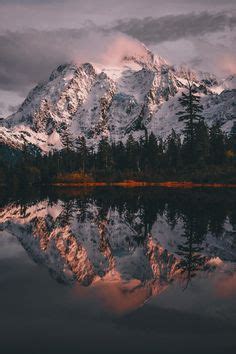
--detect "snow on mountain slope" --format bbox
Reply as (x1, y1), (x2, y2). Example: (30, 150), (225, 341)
(0, 45), (235, 152)
(0, 125), (63, 151)
(203, 89), (236, 132)
(5, 63), (96, 131)
(148, 87), (236, 138)
(211, 75), (236, 94)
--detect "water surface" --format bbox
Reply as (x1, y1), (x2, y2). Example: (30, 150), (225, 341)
(1, 187), (236, 354)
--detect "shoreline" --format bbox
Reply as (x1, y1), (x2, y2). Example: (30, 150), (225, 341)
(52, 181), (236, 188)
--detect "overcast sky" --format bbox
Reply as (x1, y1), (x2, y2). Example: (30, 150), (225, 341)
(0, 0), (235, 116)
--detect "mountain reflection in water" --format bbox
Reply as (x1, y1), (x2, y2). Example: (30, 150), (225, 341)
(1, 187), (236, 316)
(0, 190), (236, 311)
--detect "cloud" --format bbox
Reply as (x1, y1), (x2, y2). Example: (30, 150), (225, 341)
(0, 28), (150, 92)
(0, 28), (87, 91)
(0, 11), (235, 94)
(0, 0), (235, 5)
(195, 0), (235, 3)
(218, 54), (236, 75)
(8, 104), (21, 113)
(0, 0), (62, 3)
(1, 1), (235, 33)
(0, 90), (23, 117)
(189, 36), (236, 76)
(99, 35), (151, 65)
(110, 12), (236, 44)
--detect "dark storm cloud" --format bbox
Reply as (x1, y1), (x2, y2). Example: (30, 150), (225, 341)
(110, 12), (236, 44)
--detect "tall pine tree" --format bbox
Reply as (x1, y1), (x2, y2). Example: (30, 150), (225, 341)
(75, 136), (88, 172)
(177, 71), (204, 163)
(209, 122), (226, 165)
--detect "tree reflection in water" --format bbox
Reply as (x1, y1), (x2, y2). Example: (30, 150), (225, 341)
(0, 187), (236, 310)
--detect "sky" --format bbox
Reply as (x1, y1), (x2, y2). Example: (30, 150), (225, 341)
(0, 0), (235, 116)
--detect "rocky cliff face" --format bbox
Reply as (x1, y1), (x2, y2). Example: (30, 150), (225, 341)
(0, 45), (235, 152)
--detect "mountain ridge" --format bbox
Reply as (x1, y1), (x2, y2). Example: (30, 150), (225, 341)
(0, 46), (235, 153)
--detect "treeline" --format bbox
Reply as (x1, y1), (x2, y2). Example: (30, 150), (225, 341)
(1, 80), (236, 186)
(1, 121), (236, 186)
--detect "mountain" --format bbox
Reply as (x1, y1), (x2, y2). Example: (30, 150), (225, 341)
(0, 45), (235, 153)
(1, 197), (235, 311)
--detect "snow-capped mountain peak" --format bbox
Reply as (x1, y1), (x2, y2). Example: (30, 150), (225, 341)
(0, 45), (235, 153)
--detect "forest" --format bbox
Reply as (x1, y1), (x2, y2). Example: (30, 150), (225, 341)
(1, 83), (236, 186)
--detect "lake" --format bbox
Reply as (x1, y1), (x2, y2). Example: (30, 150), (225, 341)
(0, 187), (236, 354)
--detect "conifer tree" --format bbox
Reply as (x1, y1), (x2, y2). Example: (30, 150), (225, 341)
(166, 129), (181, 168)
(177, 215), (207, 288)
(194, 121), (210, 166)
(230, 122), (236, 152)
(60, 126), (74, 171)
(112, 141), (126, 171)
(126, 134), (140, 171)
(177, 71), (204, 160)
(97, 137), (112, 170)
(227, 122), (236, 161)
(75, 136), (88, 172)
(61, 127), (74, 152)
(209, 122), (226, 164)
(146, 133), (159, 170)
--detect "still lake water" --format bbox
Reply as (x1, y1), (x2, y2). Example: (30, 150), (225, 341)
(0, 187), (236, 354)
